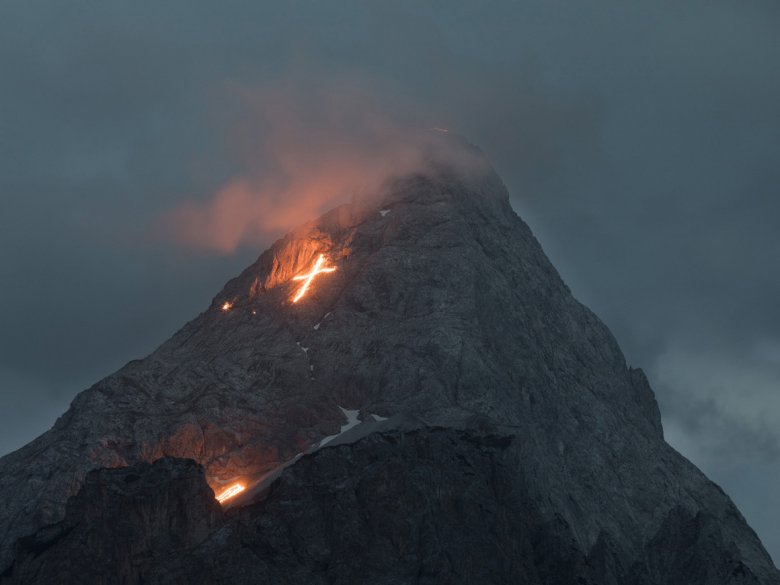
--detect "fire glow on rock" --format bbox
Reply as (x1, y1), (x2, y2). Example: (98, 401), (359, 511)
(291, 254), (336, 303)
(215, 482), (245, 504)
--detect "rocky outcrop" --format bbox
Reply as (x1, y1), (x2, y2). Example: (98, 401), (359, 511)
(157, 427), (770, 585)
(0, 137), (777, 582)
(3, 428), (772, 584)
(1, 458), (221, 585)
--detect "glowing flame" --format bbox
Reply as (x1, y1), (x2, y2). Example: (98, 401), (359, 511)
(221, 301), (233, 312)
(292, 254), (336, 303)
(215, 482), (245, 503)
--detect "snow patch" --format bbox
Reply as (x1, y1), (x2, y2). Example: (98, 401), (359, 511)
(371, 413), (388, 422)
(379, 209), (391, 217)
(339, 407), (361, 432)
(296, 342), (309, 354)
(319, 407), (361, 447)
(314, 312), (332, 330)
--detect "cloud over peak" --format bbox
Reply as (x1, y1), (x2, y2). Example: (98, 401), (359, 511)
(161, 79), (483, 253)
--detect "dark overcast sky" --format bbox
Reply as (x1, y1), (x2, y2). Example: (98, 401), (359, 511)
(1, 0), (779, 562)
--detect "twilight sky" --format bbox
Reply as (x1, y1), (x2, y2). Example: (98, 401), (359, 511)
(1, 0), (779, 561)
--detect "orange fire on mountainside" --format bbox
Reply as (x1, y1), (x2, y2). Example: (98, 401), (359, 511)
(215, 482), (245, 504)
(292, 254), (336, 303)
(221, 301), (233, 312)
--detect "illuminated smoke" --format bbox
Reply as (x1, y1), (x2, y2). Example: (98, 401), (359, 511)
(162, 80), (485, 254)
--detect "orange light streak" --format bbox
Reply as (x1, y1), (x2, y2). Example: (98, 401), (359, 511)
(292, 254), (336, 303)
(215, 482), (245, 503)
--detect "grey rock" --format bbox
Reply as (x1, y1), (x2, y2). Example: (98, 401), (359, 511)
(3, 430), (772, 585)
(1, 458), (222, 584)
(0, 140), (777, 583)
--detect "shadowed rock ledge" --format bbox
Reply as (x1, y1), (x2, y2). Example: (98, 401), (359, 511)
(2, 428), (774, 585)
(1, 458), (222, 585)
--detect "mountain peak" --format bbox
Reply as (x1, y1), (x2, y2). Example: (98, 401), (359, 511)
(217, 155), (514, 312)
(1, 148), (778, 583)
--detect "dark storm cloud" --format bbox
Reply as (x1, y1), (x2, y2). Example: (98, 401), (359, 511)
(1, 0), (778, 561)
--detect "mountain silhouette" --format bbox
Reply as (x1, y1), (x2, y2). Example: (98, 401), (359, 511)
(1, 139), (777, 584)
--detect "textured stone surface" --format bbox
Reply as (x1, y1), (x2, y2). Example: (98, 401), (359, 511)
(0, 142), (777, 583)
(3, 430), (773, 584)
(1, 458), (222, 585)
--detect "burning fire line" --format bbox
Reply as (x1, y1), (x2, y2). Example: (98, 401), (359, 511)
(291, 254), (336, 303)
(215, 482), (245, 504)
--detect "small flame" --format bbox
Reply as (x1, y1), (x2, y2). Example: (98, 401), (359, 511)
(215, 482), (245, 503)
(292, 254), (336, 303)
(221, 301), (233, 312)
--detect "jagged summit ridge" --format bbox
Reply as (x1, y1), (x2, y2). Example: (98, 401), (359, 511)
(0, 150), (778, 583)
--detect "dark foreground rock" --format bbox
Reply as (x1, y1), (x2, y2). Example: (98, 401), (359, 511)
(1, 458), (222, 585)
(168, 428), (773, 585)
(2, 430), (773, 585)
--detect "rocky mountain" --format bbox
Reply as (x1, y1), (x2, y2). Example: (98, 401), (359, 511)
(0, 139), (777, 583)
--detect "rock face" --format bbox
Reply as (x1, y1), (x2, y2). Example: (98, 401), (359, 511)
(0, 138), (777, 583)
(147, 429), (778, 585)
(2, 458), (222, 585)
(2, 431), (774, 585)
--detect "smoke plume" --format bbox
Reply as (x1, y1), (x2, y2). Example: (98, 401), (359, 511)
(163, 79), (479, 253)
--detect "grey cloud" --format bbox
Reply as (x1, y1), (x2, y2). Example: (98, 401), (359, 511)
(655, 342), (780, 463)
(657, 342), (780, 565)
(0, 369), (72, 456)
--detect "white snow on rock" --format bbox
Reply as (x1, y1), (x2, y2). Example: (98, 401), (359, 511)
(379, 209), (391, 217)
(314, 312), (333, 329)
(319, 407), (361, 447)
(339, 407), (361, 431)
